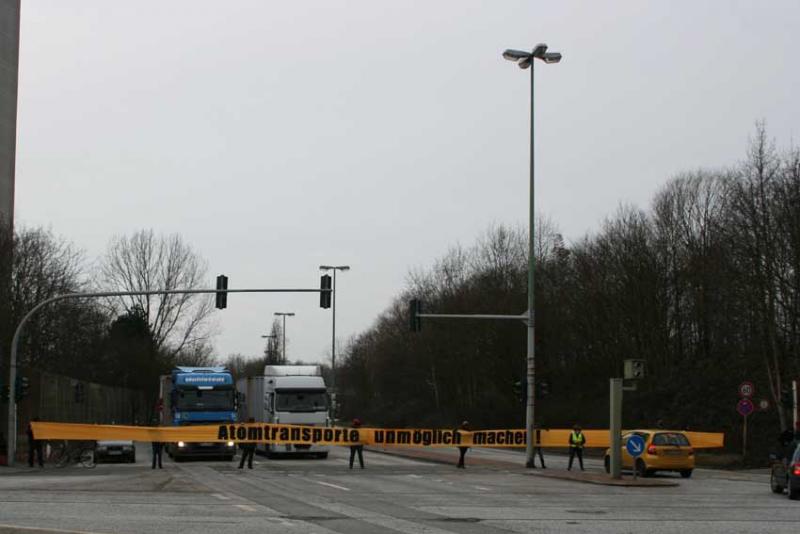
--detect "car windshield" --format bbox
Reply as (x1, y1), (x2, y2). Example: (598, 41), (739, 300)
(275, 390), (328, 412)
(653, 432), (690, 446)
(175, 388), (235, 411)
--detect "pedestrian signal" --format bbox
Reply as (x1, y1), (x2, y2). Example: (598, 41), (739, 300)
(74, 382), (85, 404)
(15, 376), (30, 401)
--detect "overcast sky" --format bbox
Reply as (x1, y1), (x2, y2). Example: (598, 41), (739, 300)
(15, 0), (800, 365)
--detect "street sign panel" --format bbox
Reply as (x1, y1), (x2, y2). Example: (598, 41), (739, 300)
(738, 381), (755, 398)
(758, 398), (770, 411)
(737, 398), (755, 417)
(626, 435), (646, 458)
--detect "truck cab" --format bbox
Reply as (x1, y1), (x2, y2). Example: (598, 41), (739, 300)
(160, 366), (237, 460)
(237, 365), (329, 458)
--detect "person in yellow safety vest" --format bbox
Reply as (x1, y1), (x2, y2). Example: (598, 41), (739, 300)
(567, 424), (586, 471)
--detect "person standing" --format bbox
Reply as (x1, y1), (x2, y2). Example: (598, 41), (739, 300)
(349, 418), (364, 469)
(533, 423), (547, 468)
(567, 424), (585, 471)
(456, 420), (470, 469)
(239, 417), (256, 469)
(151, 441), (163, 469)
(27, 418), (44, 468)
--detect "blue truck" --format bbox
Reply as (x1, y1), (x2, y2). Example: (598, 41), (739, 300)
(158, 366), (238, 461)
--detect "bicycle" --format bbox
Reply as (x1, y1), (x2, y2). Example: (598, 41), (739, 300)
(48, 440), (96, 468)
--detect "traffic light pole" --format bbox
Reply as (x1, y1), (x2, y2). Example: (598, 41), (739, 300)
(3, 285), (329, 466)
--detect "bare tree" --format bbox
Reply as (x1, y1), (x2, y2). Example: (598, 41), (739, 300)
(100, 230), (215, 357)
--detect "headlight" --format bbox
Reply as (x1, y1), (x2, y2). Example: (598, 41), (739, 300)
(227, 441), (235, 447)
(177, 441), (186, 448)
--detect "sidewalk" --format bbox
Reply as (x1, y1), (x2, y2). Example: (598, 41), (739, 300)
(366, 446), (679, 487)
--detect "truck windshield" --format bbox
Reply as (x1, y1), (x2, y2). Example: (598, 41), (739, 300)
(175, 388), (235, 412)
(275, 390), (327, 412)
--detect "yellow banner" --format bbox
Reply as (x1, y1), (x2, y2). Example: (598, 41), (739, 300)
(31, 422), (724, 449)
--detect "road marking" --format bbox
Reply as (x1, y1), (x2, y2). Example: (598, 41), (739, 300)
(407, 474), (422, 478)
(316, 481), (350, 491)
(211, 493), (231, 500)
(235, 504), (256, 512)
(0, 525), (107, 534)
(474, 485), (489, 491)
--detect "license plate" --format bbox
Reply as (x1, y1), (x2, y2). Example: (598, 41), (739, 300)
(199, 443), (215, 447)
(108, 450), (122, 455)
(664, 450), (683, 456)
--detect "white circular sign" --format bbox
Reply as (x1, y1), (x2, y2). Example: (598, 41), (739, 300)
(759, 398), (770, 411)
(739, 381), (755, 398)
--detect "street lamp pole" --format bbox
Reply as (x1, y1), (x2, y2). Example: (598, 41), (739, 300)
(273, 312), (295, 363)
(320, 265), (350, 419)
(503, 44), (561, 468)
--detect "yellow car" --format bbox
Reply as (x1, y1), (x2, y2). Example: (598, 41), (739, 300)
(604, 430), (695, 478)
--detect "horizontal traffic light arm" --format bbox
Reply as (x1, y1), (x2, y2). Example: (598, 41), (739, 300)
(2, 285), (331, 467)
(417, 313), (529, 321)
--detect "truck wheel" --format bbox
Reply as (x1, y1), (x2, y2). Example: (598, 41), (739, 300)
(770, 470), (785, 493)
(680, 469), (692, 479)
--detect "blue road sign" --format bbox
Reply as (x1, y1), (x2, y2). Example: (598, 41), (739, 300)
(626, 435), (646, 457)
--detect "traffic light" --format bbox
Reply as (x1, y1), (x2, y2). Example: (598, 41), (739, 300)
(513, 378), (527, 404)
(536, 380), (550, 399)
(215, 274), (228, 309)
(74, 382), (85, 403)
(14, 376), (30, 401)
(320, 275), (332, 309)
(409, 298), (422, 332)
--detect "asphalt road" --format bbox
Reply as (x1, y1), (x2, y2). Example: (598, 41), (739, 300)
(0, 445), (797, 534)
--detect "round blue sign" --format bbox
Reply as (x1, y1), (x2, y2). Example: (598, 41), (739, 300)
(626, 435), (646, 457)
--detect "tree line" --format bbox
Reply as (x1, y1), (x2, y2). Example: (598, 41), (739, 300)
(0, 228), (216, 403)
(336, 124), (800, 458)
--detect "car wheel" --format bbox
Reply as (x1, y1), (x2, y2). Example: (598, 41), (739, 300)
(635, 459), (648, 478)
(317, 452), (329, 460)
(770, 470), (785, 493)
(789, 478), (800, 500)
(680, 469), (693, 479)
(604, 456), (610, 474)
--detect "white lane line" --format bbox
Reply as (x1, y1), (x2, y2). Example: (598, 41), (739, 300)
(316, 481), (351, 491)
(474, 485), (490, 491)
(235, 504), (256, 512)
(407, 474), (422, 478)
(211, 492), (231, 500)
(0, 525), (107, 534)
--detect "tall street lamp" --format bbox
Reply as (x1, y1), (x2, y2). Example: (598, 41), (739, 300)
(319, 265), (350, 419)
(273, 312), (295, 364)
(502, 43), (562, 468)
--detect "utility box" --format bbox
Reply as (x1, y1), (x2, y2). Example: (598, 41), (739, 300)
(624, 359), (646, 380)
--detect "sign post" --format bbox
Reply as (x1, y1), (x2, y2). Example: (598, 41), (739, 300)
(626, 434), (645, 479)
(736, 397), (755, 458)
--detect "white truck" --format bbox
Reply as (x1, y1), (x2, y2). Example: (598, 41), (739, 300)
(236, 365), (330, 458)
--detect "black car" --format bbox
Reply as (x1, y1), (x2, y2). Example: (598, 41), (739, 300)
(95, 440), (136, 463)
(770, 442), (800, 500)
